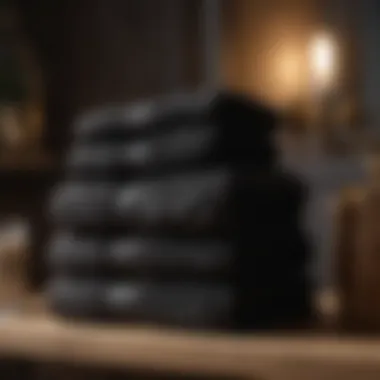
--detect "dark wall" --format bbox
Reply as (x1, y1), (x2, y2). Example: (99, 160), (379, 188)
(17, 0), (204, 155)
(356, 0), (380, 130)
(14, 0), (206, 289)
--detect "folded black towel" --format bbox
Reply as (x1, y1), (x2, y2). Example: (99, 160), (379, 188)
(47, 278), (233, 328)
(66, 91), (279, 181)
(46, 90), (312, 330)
(47, 227), (309, 281)
(47, 277), (311, 330)
(50, 168), (307, 236)
(66, 128), (275, 181)
(47, 233), (232, 279)
(74, 91), (278, 143)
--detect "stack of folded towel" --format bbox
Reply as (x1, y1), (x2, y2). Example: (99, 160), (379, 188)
(47, 91), (312, 331)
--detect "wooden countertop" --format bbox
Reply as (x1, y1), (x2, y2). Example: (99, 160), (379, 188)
(0, 296), (380, 379)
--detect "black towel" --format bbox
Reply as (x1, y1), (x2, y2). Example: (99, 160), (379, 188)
(47, 233), (232, 280)
(50, 168), (307, 236)
(47, 278), (233, 328)
(74, 91), (278, 143)
(67, 91), (279, 181)
(47, 228), (309, 282)
(47, 277), (311, 330)
(46, 90), (312, 330)
(66, 127), (275, 181)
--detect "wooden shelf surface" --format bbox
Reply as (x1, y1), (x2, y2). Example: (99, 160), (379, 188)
(0, 298), (379, 379)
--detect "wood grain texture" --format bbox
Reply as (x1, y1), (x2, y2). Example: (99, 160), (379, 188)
(334, 185), (380, 332)
(0, 296), (380, 379)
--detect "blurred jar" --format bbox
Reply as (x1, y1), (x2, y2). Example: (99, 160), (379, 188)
(0, 3), (44, 152)
(335, 149), (380, 332)
(0, 104), (23, 148)
(0, 218), (29, 309)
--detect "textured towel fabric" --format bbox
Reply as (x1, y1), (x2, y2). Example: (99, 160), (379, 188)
(46, 90), (312, 330)
(47, 278), (233, 328)
(65, 131), (275, 181)
(50, 168), (307, 235)
(74, 91), (277, 142)
(47, 227), (308, 280)
(48, 233), (232, 279)
(47, 277), (310, 330)
(66, 92), (278, 180)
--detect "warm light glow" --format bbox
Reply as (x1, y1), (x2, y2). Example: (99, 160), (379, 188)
(309, 32), (337, 92)
(275, 44), (302, 108)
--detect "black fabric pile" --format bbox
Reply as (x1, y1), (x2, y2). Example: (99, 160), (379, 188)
(46, 91), (313, 331)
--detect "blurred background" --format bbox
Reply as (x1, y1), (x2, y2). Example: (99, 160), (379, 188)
(0, 0), (380, 378)
(0, 0), (376, 292)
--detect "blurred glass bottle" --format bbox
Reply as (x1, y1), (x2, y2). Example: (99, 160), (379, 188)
(334, 147), (380, 332)
(0, 0), (44, 153)
(0, 218), (29, 311)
